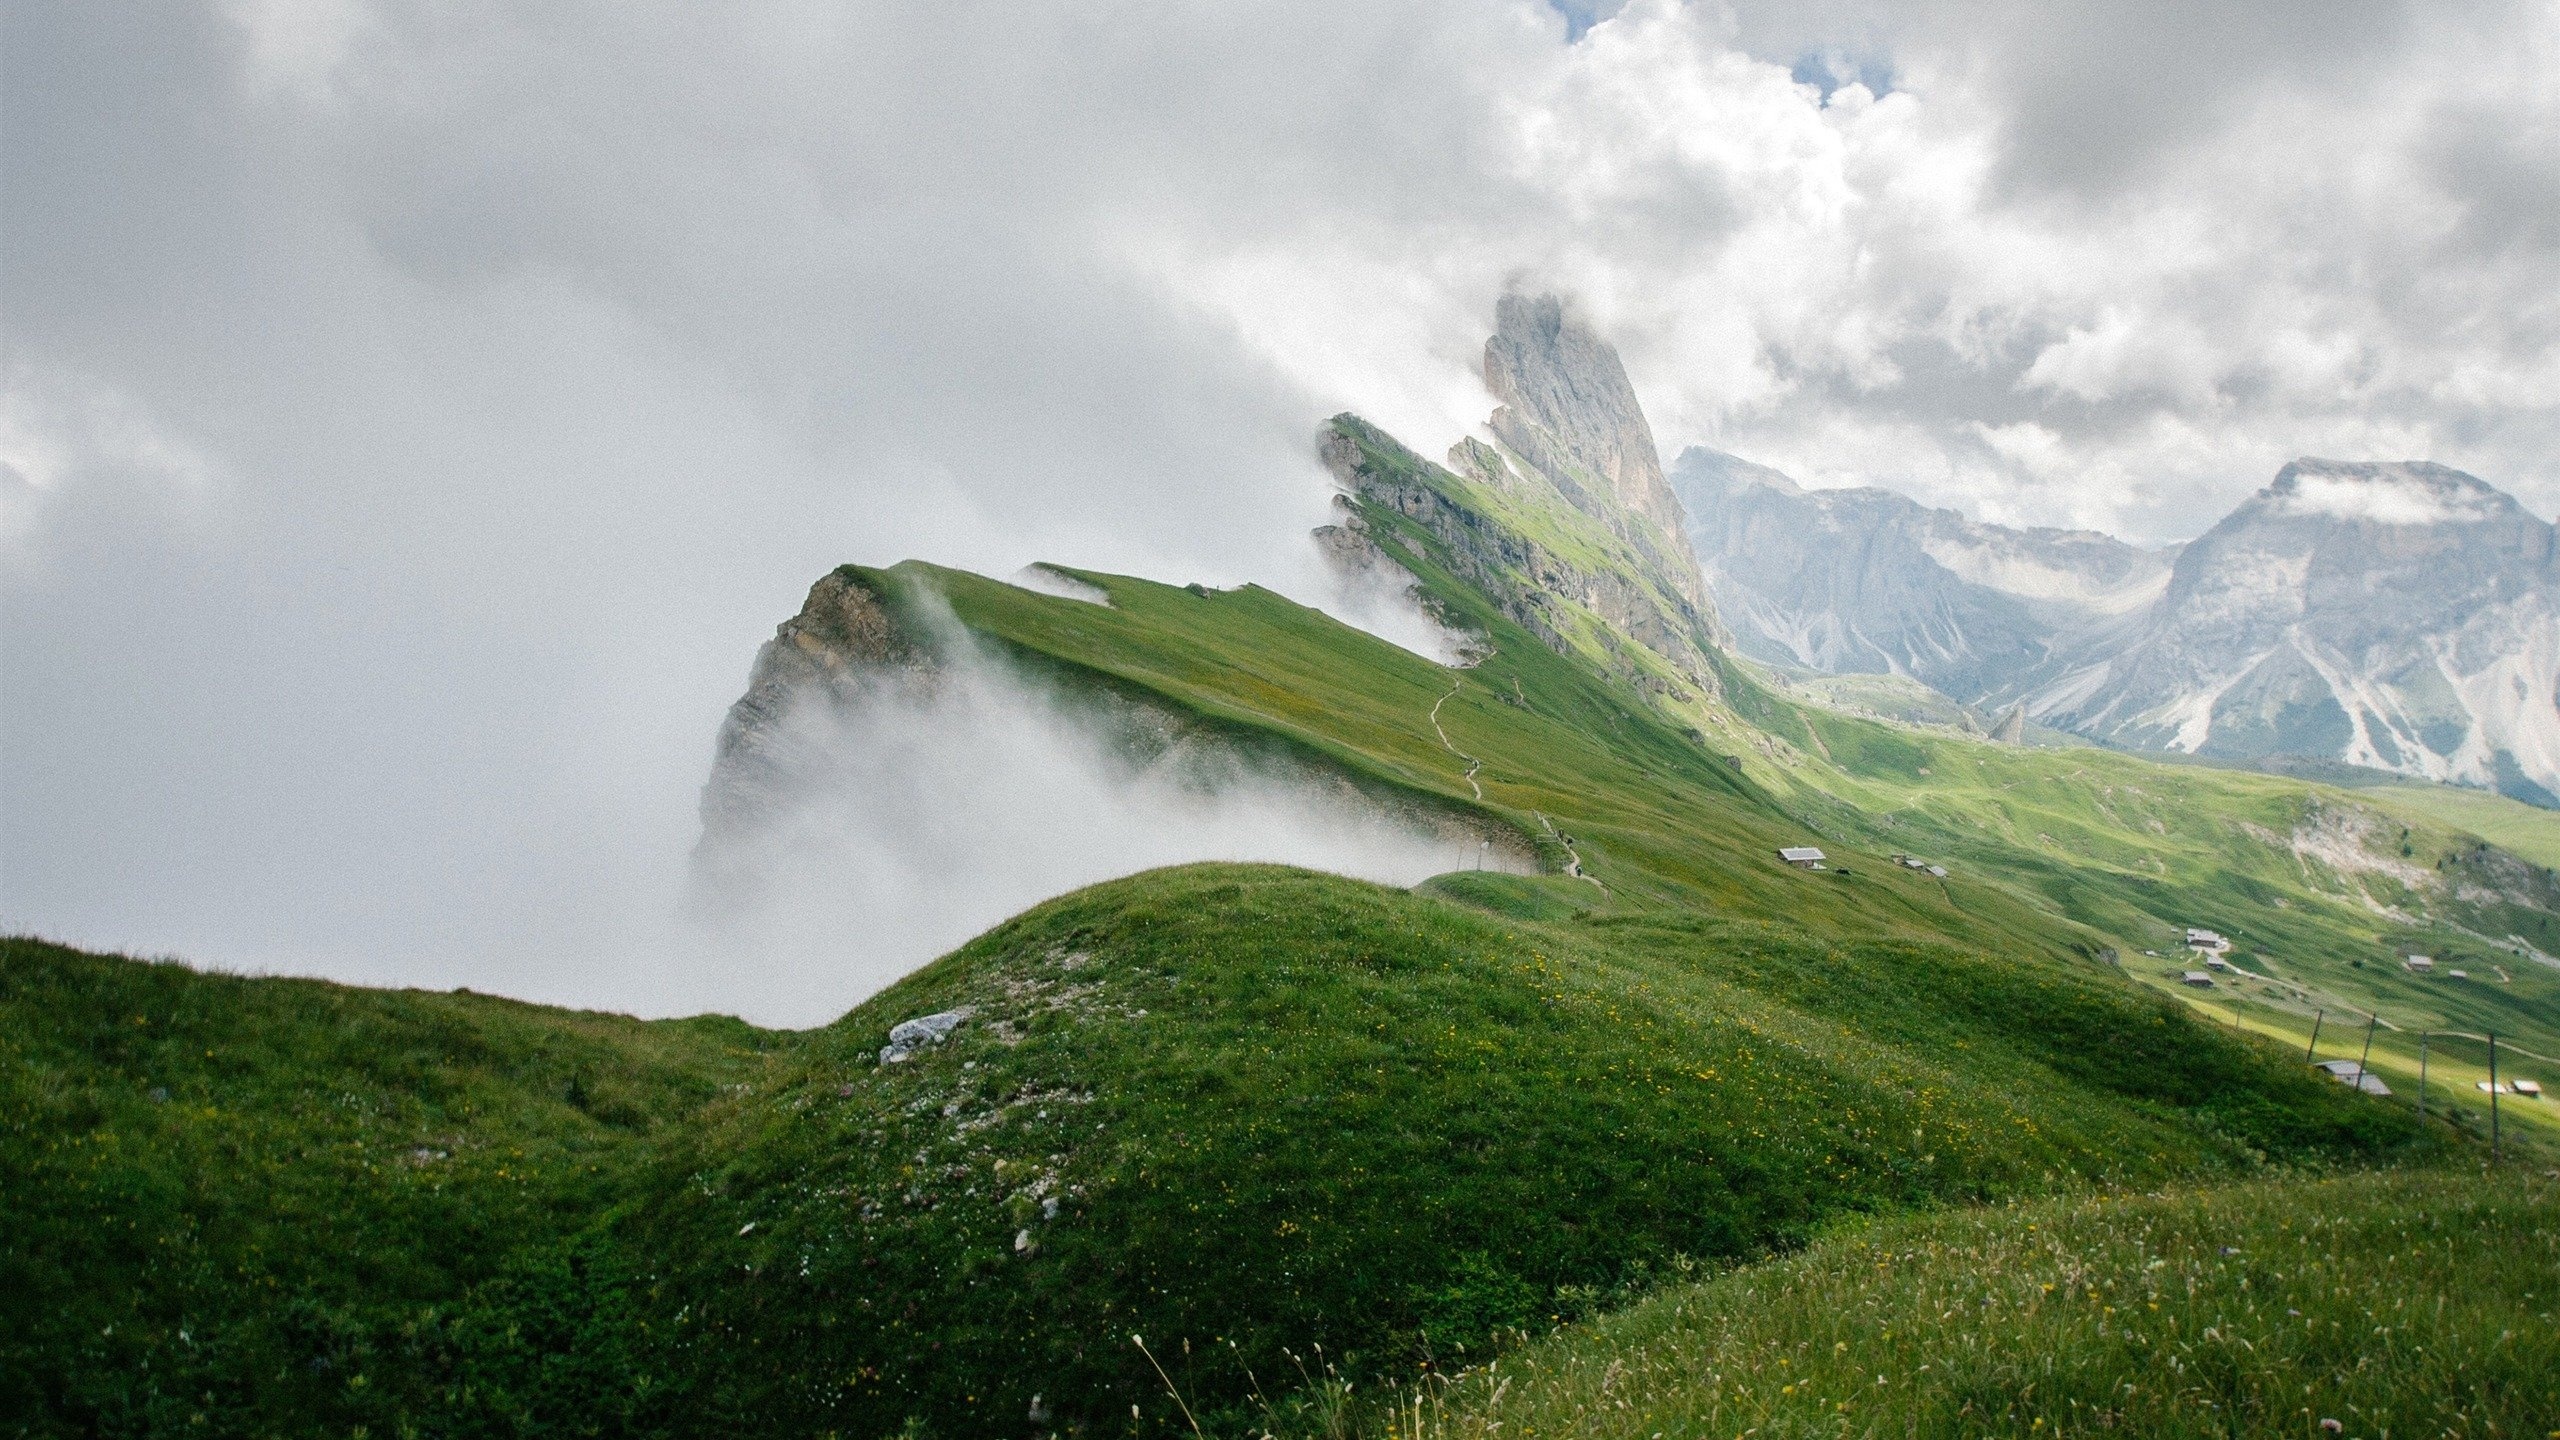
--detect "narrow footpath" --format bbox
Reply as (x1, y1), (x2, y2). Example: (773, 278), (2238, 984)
(1428, 679), (1485, 802)
(1535, 811), (1609, 896)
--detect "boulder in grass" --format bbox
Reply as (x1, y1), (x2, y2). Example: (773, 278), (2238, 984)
(879, 1008), (973, 1064)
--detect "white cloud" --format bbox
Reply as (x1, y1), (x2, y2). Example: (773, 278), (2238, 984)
(5, 0), (2556, 1011)
(2277, 468), (2495, 527)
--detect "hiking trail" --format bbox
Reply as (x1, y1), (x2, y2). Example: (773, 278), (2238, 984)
(1429, 679), (1485, 802)
(1534, 811), (1608, 895)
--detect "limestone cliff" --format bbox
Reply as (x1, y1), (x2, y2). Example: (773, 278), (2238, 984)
(697, 567), (940, 862)
(1483, 294), (1713, 619)
(1322, 416), (1727, 701)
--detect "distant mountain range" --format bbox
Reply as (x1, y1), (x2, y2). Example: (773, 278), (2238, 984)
(1679, 450), (2560, 805)
(1673, 451), (2173, 704)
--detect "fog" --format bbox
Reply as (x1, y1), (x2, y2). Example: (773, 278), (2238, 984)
(689, 628), (1529, 1026)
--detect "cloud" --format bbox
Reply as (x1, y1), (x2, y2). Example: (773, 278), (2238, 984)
(2274, 467), (2497, 527)
(692, 632), (1525, 1026)
(4, 0), (2554, 1011)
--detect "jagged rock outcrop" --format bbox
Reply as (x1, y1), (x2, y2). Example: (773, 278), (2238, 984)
(1310, 293), (1736, 700)
(1673, 447), (2174, 701)
(697, 568), (944, 864)
(2042, 459), (2560, 803)
(1480, 294), (1718, 626)
(1486, 297), (1684, 539)
(1322, 417), (1724, 699)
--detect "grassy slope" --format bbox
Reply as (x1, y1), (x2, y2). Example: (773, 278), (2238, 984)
(5, 854), (2431, 1438)
(626, 864), (2417, 1438)
(1412, 1167), (2558, 1440)
(2364, 780), (2560, 870)
(894, 555), (2560, 1131)
(0, 936), (784, 1436)
(902, 559), (2097, 964)
(1753, 711), (2560, 1134)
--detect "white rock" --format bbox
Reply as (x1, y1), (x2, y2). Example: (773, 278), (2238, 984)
(878, 1007), (974, 1064)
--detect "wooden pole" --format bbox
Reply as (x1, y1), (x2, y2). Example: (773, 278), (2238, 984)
(2489, 1031), (2501, 1164)
(2416, 1032), (2428, 1120)
(2356, 1014), (2378, 1092)
(2305, 1009), (2324, 1060)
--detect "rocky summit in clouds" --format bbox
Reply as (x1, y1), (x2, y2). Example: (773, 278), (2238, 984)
(1481, 294), (1710, 615)
(2043, 460), (2560, 804)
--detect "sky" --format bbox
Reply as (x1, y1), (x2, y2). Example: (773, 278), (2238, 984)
(5, 0), (2556, 1019)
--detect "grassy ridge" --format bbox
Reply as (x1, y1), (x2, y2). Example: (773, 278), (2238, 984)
(907, 558), (2098, 963)
(1406, 1168), (2559, 1439)
(901, 551), (2560, 1098)
(622, 865), (2420, 1437)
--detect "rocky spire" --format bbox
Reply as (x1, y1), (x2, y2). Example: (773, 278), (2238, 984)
(1482, 293), (1710, 612)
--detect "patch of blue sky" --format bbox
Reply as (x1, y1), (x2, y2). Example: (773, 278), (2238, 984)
(1791, 49), (1896, 100)
(1545, 0), (1626, 43)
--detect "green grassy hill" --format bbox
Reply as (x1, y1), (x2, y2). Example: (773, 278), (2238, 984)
(0, 935), (783, 1435)
(1407, 1167), (2559, 1439)
(2, 858), (2435, 1438)
(2364, 780), (2560, 870)
(619, 864), (2416, 1437)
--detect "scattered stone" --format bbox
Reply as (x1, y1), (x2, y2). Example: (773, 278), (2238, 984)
(879, 1007), (974, 1064)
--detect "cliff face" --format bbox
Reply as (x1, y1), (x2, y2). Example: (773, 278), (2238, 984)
(1673, 447), (2175, 701)
(1322, 416), (1727, 701)
(695, 563), (1541, 896)
(2046, 459), (2560, 802)
(1480, 294), (1714, 621)
(697, 568), (942, 865)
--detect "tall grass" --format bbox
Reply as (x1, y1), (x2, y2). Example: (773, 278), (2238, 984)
(1378, 1168), (2557, 1440)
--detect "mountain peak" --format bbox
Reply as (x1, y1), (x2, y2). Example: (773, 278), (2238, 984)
(1483, 293), (1684, 535)
(1477, 292), (1712, 620)
(2260, 458), (2514, 528)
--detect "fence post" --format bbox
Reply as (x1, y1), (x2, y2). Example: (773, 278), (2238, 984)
(2305, 1009), (2324, 1060)
(2356, 1013), (2378, 1092)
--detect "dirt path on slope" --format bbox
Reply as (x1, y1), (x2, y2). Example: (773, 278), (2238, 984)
(1429, 680), (1485, 802)
(1430, 677), (1604, 895)
(1534, 811), (1609, 896)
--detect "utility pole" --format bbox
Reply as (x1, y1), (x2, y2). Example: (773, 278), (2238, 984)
(2356, 1013), (2378, 1092)
(2305, 1009), (2324, 1060)
(2416, 1032), (2428, 1120)
(2489, 1031), (2501, 1164)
